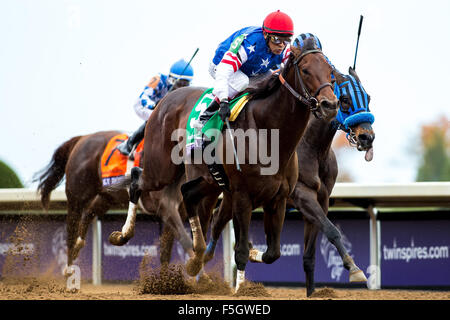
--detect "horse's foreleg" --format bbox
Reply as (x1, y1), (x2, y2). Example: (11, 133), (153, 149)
(158, 180), (194, 258)
(319, 216), (368, 282)
(231, 192), (253, 293)
(295, 186), (367, 285)
(303, 220), (319, 297)
(65, 204), (80, 274)
(321, 215), (367, 281)
(204, 193), (232, 264)
(258, 196), (286, 264)
(109, 201), (137, 246)
(159, 207), (194, 262)
(73, 195), (110, 261)
(109, 167), (142, 246)
(181, 177), (214, 276)
(159, 223), (175, 265)
(317, 193), (367, 283)
(319, 217), (367, 282)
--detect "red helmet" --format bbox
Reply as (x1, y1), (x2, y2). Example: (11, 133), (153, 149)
(262, 10), (294, 36)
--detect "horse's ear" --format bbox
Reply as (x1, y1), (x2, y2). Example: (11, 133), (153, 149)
(333, 69), (346, 84)
(348, 66), (361, 83)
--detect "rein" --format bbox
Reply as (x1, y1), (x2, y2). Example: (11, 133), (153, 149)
(331, 119), (358, 146)
(278, 49), (333, 118)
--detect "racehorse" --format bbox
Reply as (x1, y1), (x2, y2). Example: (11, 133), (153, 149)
(109, 38), (339, 291)
(33, 130), (192, 277)
(202, 66), (375, 296)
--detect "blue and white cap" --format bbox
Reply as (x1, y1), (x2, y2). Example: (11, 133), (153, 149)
(169, 59), (194, 81)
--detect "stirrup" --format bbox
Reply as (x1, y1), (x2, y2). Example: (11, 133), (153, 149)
(128, 144), (138, 161)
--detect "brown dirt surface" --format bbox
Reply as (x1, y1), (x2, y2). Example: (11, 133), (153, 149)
(1, 277), (449, 300)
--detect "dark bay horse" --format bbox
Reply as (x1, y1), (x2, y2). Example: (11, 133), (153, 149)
(203, 67), (375, 296)
(33, 130), (192, 277)
(109, 39), (338, 291)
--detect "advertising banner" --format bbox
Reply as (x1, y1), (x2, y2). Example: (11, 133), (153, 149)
(101, 219), (224, 281)
(245, 217), (370, 284)
(380, 219), (450, 286)
(2, 213), (448, 287)
(0, 218), (92, 279)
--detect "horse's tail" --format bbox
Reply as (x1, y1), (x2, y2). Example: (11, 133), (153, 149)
(33, 136), (83, 211)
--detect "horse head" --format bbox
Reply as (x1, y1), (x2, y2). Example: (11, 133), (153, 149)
(285, 37), (337, 122)
(334, 67), (375, 161)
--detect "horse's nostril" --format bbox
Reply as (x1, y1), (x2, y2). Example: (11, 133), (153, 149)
(359, 133), (374, 143)
(359, 133), (369, 140)
(320, 99), (337, 110)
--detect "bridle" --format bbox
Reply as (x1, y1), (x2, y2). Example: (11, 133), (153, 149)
(278, 49), (334, 119)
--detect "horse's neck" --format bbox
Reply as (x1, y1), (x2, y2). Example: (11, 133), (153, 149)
(252, 83), (311, 167)
(302, 116), (338, 155)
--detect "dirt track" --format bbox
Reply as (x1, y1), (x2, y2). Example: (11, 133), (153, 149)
(0, 217), (448, 301)
(1, 278), (448, 300)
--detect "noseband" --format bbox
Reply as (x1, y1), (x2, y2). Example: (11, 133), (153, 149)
(278, 49), (333, 118)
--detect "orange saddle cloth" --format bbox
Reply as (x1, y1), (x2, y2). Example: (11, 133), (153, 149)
(101, 134), (144, 186)
(101, 134), (128, 186)
(133, 140), (144, 167)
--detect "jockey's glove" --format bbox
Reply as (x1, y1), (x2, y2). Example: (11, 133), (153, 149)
(218, 100), (230, 122)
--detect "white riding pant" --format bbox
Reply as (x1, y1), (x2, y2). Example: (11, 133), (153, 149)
(209, 62), (249, 101)
(133, 98), (154, 121)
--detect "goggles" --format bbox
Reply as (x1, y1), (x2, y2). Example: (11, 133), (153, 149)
(168, 76), (177, 85)
(268, 35), (291, 45)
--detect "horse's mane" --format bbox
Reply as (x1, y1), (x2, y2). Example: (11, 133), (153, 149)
(242, 38), (319, 100)
(241, 72), (280, 100)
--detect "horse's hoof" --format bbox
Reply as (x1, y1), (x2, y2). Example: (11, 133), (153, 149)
(349, 269), (367, 282)
(63, 265), (74, 277)
(108, 231), (129, 246)
(306, 289), (315, 298)
(197, 272), (213, 286)
(67, 288), (80, 294)
(249, 248), (263, 262)
(186, 256), (203, 277)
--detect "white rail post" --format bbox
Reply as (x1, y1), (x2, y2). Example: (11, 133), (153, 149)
(368, 205), (381, 289)
(92, 216), (102, 285)
(222, 220), (236, 287)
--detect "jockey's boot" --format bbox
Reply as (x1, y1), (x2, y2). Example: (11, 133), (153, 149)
(117, 121), (147, 157)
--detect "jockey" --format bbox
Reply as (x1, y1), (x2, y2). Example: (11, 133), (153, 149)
(193, 10), (294, 130)
(117, 59), (194, 157)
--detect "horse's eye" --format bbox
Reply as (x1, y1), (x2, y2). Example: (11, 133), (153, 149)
(301, 68), (310, 76)
(339, 96), (351, 112)
(340, 96), (349, 104)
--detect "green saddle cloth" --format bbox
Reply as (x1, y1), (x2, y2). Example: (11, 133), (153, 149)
(186, 88), (249, 151)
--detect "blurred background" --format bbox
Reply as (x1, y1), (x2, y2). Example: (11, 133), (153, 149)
(1, 0), (449, 188)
